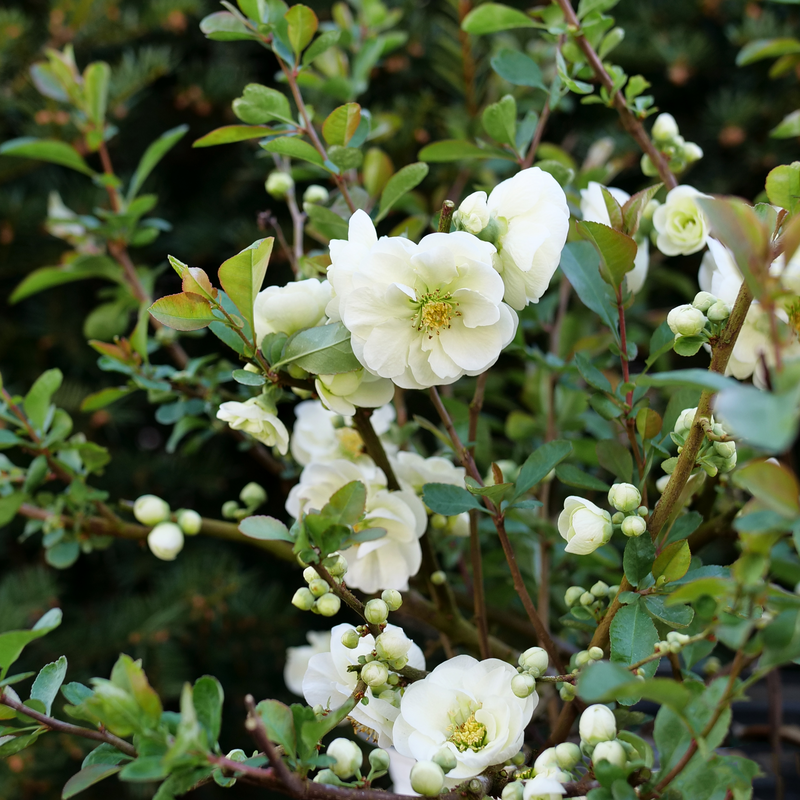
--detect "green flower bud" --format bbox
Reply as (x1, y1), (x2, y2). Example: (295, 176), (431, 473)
(303, 566), (320, 583)
(682, 142), (703, 162)
(431, 570), (446, 585)
(303, 184), (330, 206)
(608, 483), (642, 514)
(369, 748), (391, 772)
(575, 650), (591, 668)
(341, 628), (361, 649)
(134, 494), (170, 526)
(432, 746), (458, 773)
(640, 154), (659, 177)
(621, 515), (647, 538)
(707, 300), (731, 322)
(590, 581), (609, 598)
(316, 593), (341, 617)
(266, 171), (294, 200)
(511, 673), (537, 698)
(564, 586), (585, 607)
(364, 598), (389, 625)
(519, 646), (549, 677)
(327, 737), (363, 779)
(668, 304), (707, 337)
(309, 579), (330, 597)
(176, 508), (202, 535)
(592, 739), (627, 768)
(607, 585), (620, 597)
(381, 589), (403, 611)
(692, 291), (716, 313)
(713, 440), (736, 458)
(611, 511), (625, 524)
(559, 682), (576, 701)
(588, 646), (604, 661)
(431, 514), (448, 530)
(323, 554), (348, 578)
(361, 661), (389, 687)
(703, 657), (721, 675)
(375, 630), (411, 661)
(501, 781), (524, 800)
(292, 587), (315, 611)
(652, 113), (679, 142)
(555, 742), (582, 770)
(410, 761), (445, 796)
(314, 769), (341, 785)
(222, 500), (240, 519)
(637, 506), (648, 517)
(387, 656), (409, 671)
(580, 591), (595, 606)
(579, 704), (616, 745)
(240, 482), (267, 507)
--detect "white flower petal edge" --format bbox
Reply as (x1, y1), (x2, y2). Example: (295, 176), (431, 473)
(253, 278), (331, 345)
(392, 654), (536, 780)
(557, 497), (613, 555)
(303, 623), (425, 748)
(216, 398), (289, 454)
(284, 631), (331, 696)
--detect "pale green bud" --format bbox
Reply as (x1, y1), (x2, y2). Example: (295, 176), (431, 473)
(222, 500), (240, 519)
(364, 598), (389, 625)
(375, 630), (411, 661)
(579, 704), (616, 745)
(580, 591), (595, 606)
(176, 508), (202, 535)
(588, 646), (604, 661)
(519, 646), (549, 676)
(309, 579), (329, 597)
(240, 482), (267, 507)
(674, 407), (699, 436)
(410, 761), (445, 796)
(369, 748), (391, 772)
(641, 154), (659, 178)
(511, 673), (537, 698)
(387, 656), (408, 671)
(590, 581), (609, 598)
(147, 522), (184, 561)
(592, 739), (627, 768)
(703, 657), (721, 675)
(559, 683), (576, 701)
(683, 142), (703, 162)
(713, 440), (736, 458)
(707, 300), (731, 322)
(303, 184), (330, 206)
(316, 593), (341, 617)
(266, 171), (294, 199)
(652, 112), (679, 142)
(361, 661), (389, 687)
(637, 506), (648, 517)
(608, 585), (620, 597)
(134, 494), (170, 526)
(555, 742), (582, 770)
(501, 781), (524, 800)
(668, 304), (706, 337)
(575, 650), (591, 668)
(719, 452), (737, 472)
(564, 586), (585, 607)
(381, 589), (403, 611)
(432, 747), (458, 773)
(666, 631), (690, 645)
(621, 515), (647, 538)
(430, 514), (448, 530)
(341, 628), (360, 649)
(314, 768), (341, 785)
(292, 587), (315, 611)
(303, 566), (320, 583)
(608, 483), (642, 513)
(431, 570), (446, 585)
(324, 554), (348, 578)
(327, 737), (362, 779)
(611, 511), (625, 524)
(692, 291), (716, 313)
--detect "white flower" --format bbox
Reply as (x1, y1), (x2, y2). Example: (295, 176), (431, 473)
(253, 278), (331, 345)
(523, 775), (566, 800)
(286, 458), (427, 593)
(217, 397), (289, 454)
(328, 211), (518, 390)
(284, 631), (331, 696)
(315, 369), (395, 416)
(652, 185), (710, 256)
(289, 400), (396, 466)
(303, 622), (425, 747)
(392, 655), (537, 780)
(667, 304), (707, 337)
(578, 704), (616, 745)
(457, 168), (570, 310)
(387, 747), (417, 795)
(579, 182), (648, 293)
(147, 522), (184, 561)
(557, 497), (613, 555)
(392, 451), (467, 495)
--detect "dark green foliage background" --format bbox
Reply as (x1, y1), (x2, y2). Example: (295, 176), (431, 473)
(0, 0), (797, 796)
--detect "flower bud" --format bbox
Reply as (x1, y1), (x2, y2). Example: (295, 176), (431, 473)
(579, 704), (616, 745)
(682, 142), (703, 162)
(292, 587), (315, 611)
(309, 579), (330, 597)
(558, 497), (613, 555)
(666, 631), (690, 645)
(640, 154), (659, 177)
(147, 522), (184, 561)
(314, 768), (340, 785)
(525, 773), (569, 799)
(432, 746), (458, 773)
(555, 742), (582, 770)
(375, 630), (411, 662)
(176, 508), (202, 535)
(431, 570), (446, 585)
(323, 554), (348, 577)
(511, 673), (537, 698)
(361, 661), (389, 687)
(533, 747), (559, 773)
(590, 581), (609, 598)
(519, 646), (549, 676)
(692, 291), (716, 313)
(240, 482), (267, 507)
(316, 593), (341, 617)
(327, 737), (362, 779)
(652, 113), (679, 142)
(707, 300), (730, 322)
(341, 628), (361, 649)
(303, 184), (330, 206)
(266, 171), (294, 199)
(411, 761), (445, 796)
(608, 585), (619, 597)
(381, 589), (403, 611)
(588, 646), (604, 661)
(431, 514), (448, 530)
(454, 191), (490, 236)
(564, 586), (585, 607)
(303, 567), (320, 583)
(134, 494), (170, 526)
(575, 650), (591, 668)
(222, 500), (240, 519)
(369, 748), (391, 772)
(667, 304), (707, 337)
(559, 683), (576, 701)
(637, 506), (648, 517)
(608, 483), (642, 513)
(611, 511), (625, 524)
(592, 739), (627, 768)
(621, 515), (647, 538)
(580, 592), (595, 606)
(502, 781), (525, 800)
(674, 407), (698, 436)
(713, 440), (736, 458)
(364, 598), (389, 625)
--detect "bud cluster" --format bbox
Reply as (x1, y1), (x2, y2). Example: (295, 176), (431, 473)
(222, 482), (268, 521)
(654, 630), (691, 655)
(291, 554), (349, 617)
(133, 494), (203, 561)
(607, 484), (648, 539)
(512, 646), (549, 699)
(662, 407), (737, 478)
(577, 704), (632, 768)
(641, 113), (703, 177)
(668, 290), (733, 358)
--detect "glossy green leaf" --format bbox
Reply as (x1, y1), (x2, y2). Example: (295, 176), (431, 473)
(422, 483), (484, 515)
(653, 540), (691, 582)
(261, 136), (325, 167)
(239, 515), (293, 542)
(376, 162), (429, 221)
(733, 460), (800, 517)
(621, 183), (662, 237)
(418, 140), (514, 163)
(555, 463), (611, 492)
(62, 764), (122, 798)
(218, 237), (274, 335)
(514, 440), (573, 499)
(199, 11), (255, 40)
(24, 368), (63, 430)
(766, 162), (800, 213)
(302, 30), (342, 66)
(11, 255), (120, 304)
(285, 4), (318, 56)
(576, 660), (636, 703)
(0, 494), (26, 528)
(559, 242), (619, 338)
(127, 125), (189, 201)
(193, 675), (224, 746)
(193, 125), (276, 147)
(321, 481), (367, 526)
(772, 110), (800, 138)
(0, 138), (95, 176)
(322, 103), (361, 147)
(0, 608), (62, 678)
(623, 536), (655, 587)
(461, 3), (535, 34)
(304, 203), (350, 240)
(148, 293), (216, 331)
(31, 655), (67, 716)
(80, 387), (134, 412)
(635, 369), (733, 393)
(576, 220), (637, 286)
(610, 602), (660, 680)
(256, 699), (296, 757)
(233, 84), (294, 125)
(276, 321), (361, 374)
(596, 439), (633, 483)
(490, 48), (546, 90)
(482, 95), (517, 147)
(737, 37), (800, 66)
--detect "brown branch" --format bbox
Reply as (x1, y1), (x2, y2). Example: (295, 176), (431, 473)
(352, 408), (401, 491)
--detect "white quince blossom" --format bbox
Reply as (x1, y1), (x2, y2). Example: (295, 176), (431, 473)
(46, 192), (102, 254)
(392, 655), (537, 780)
(217, 397), (289, 454)
(253, 278), (331, 346)
(315, 369), (395, 416)
(284, 630), (331, 696)
(327, 210), (518, 390)
(523, 775), (567, 800)
(391, 451), (467, 494)
(303, 623), (425, 747)
(387, 747), (417, 795)
(580, 181), (649, 293)
(286, 458), (427, 593)
(290, 400), (396, 466)
(652, 185), (710, 256)
(455, 168), (570, 310)
(557, 497), (613, 555)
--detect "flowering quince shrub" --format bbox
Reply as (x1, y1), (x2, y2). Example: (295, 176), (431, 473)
(2, 2), (800, 800)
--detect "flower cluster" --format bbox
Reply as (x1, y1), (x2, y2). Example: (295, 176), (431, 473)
(642, 112), (703, 177)
(661, 406), (738, 478)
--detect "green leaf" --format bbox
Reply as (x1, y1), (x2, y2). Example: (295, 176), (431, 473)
(610, 602), (660, 682)
(772, 110), (800, 138)
(596, 439), (633, 483)
(83, 62), (110, 126)
(62, 764), (122, 798)
(737, 37), (800, 66)
(119, 757), (169, 782)
(110, 654), (162, 727)
(623, 536), (655, 587)
(635, 369), (733, 393)
(559, 242), (619, 338)
(666, 576), (734, 606)
(321, 481), (366, 526)
(148, 292), (216, 332)
(82, 743), (132, 768)
(256, 699), (296, 758)
(193, 125), (276, 147)
(11, 256), (120, 302)
(200, 10), (256, 41)
(514, 440), (573, 500)
(304, 203), (350, 240)
(232, 369), (265, 386)
(322, 103), (362, 147)
(0, 138), (95, 176)
(482, 95), (517, 147)
(417, 140), (514, 163)
(276, 321), (361, 374)
(239, 515), (293, 542)
(578, 0), (620, 17)
(766, 162), (800, 214)
(468, 481), (515, 505)
(577, 660), (636, 703)
(733, 460), (800, 517)
(643, 595), (694, 628)
(422, 483), (484, 515)
(461, 3), (535, 34)
(614, 677), (691, 711)
(24, 368), (63, 430)
(0, 608), (62, 679)
(302, 30), (342, 66)
(653, 540), (691, 583)
(621, 183), (662, 237)
(490, 48), (546, 90)
(80, 386), (134, 412)
(574, 351), (612, 392)
(127, 125), (189, 202)
(218, 237), (274, 336)
(297, 695), (357, 760)
(31, 655), (67, 716)
(261, 136), (325, 168)
(576, 220), (637, 287)
(193, 676), (224, 746)
(376, 162), (429, 221)
(285, 4), (318, 56)
(555, 463), (611, 492)
(636, 408), (662, 441)
(233, 84), (294, 125)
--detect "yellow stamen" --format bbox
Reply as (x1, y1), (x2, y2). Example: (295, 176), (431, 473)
(447, 712), (487, 752)
(336, 427), (364, 457)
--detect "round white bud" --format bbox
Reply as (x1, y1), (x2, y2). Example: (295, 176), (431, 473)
(266, 171), (294, 199)
(314, 769), (340, 785)
(667, 304), (707, 337)
(652, 113), (679, 142)
(361, 661), (389, 687)
(713, 440), (736, 458)
(519, 646), (549, 676)
(410, 761), (445, 797)
(341, 628), (361, 649)
(381, 589), (403, 611)
(579, 704), (617, 745)
(588, 646), (604, 661)
(637, 506), (648, 517)
(327, 738), (363, 779)
(147, 522), (184, 561)
(621, 515), (647, 538)
(375, 630), (411, 662)
(308, 579), (330, 597)
(176, 509), (202, 535)
(291, 587), (315, 611)
(707, 300), (731, 322)
(134, 495), (170, 526)
(364, 599), (389, 625)
(303, 184), (330, 206)
(580, 592), (595, 607)
(590, 581), (609, 598)
(369, 748), (391, 772)
(316, 593), (341, 617)
(303, 566), (320, 583)
(431, 746), (458, 773)
(511, 673), (537, 698)
(533, 746), (559, 773)
(502, 781), (525, 800)
(692, 291), (717, 313)
(240, 482), (267, 507)
(674, 407), (698, 436)
(555, 742), (582, 770)
(592, 739), (627, 768)
(575, 650), (591, 668)
(608, 483), (642, 513)
(564, 586), (585, 607)
(611, 511), (625, 525)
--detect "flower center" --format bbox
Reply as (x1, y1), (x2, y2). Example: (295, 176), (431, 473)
(447, 711), (487, 752)
(336, 427), (364, 457)
(411, 289), (461, 339)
